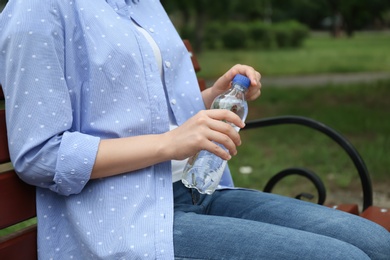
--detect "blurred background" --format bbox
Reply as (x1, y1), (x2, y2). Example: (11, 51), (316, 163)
(1, 0), (389, 209)
(162, 0), (390, 209)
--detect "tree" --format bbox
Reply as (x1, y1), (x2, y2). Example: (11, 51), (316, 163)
(326, 0), (390, 37)
(162, 0), (273, 52)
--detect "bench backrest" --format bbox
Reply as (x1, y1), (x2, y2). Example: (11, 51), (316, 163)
(0, 87), (38, 259)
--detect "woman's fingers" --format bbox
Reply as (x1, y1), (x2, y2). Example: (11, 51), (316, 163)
(193, 110), (242, 154)
(204, 109), (245, 132)
(204, 122), (240, 157)
(213, 64), (262, 101)
(167, 109), (243, 160)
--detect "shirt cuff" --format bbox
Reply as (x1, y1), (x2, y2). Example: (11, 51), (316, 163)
(52, 131), (100, 196)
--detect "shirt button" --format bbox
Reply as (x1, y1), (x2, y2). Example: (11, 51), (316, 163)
(171, 99), (176, 105)
(149, 28), (154, 33)
(164, 61), (171, 68)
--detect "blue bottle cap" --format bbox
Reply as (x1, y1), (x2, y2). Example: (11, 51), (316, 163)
(232, 74), (251, 88)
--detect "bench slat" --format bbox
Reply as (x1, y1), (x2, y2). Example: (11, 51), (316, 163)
(183, 40), (206, 91)
(328, 204), (359, 215)
(0, 224), (37, 260)
(0, 170), (36, 229)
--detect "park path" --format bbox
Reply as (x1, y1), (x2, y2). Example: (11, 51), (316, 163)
(262, 71), (390, 87)
(207, 71), (390, 88)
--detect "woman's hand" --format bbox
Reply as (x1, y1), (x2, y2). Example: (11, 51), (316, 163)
(202, 64), (262, 108)
(163, 109), (245, 161)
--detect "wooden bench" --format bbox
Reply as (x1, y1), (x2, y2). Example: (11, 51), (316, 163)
(0, 87), (37, 259)
(1, 41), (389, 259)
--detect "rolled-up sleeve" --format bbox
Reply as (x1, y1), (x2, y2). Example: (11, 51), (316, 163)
(0, 0), (100, 195)
(52, 131), (100, 195)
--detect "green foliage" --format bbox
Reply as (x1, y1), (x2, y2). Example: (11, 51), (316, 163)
(204, 22), (223, 49)
(164, 0), (390, 31)
(382, 10), (390, 28)
(249, 21), (275, 49)
(220, 22), (250, 50)
(203, 20), (309, 50)
(273, 23), (292, 48)
(179, 25), (196, 45)
(276, 20), (309, 47)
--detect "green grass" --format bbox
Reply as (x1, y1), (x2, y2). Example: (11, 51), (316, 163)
(0, 218), (36, 237)
(197, 31), (390, 78)
(228, 80), (390, 205)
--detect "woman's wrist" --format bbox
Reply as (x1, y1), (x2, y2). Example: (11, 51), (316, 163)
(201, 85), (224, 109)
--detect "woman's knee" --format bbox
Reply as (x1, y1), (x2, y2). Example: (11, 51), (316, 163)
(359, 223), (390, 259)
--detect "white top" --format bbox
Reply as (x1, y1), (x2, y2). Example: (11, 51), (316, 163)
(134, 21), (188, 182)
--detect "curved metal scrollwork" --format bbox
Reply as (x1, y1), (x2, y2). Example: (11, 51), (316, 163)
(263, 167), (327, 205)
(243, 115), (373, 211)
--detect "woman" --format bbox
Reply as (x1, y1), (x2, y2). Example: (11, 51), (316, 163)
(1, 0), (389, 259)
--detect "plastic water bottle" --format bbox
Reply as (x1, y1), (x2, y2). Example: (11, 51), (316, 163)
(181, 74), (250, 194)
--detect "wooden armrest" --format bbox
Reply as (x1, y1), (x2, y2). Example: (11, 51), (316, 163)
(361, 206), (390, 232)
(328, 204), (359, 215)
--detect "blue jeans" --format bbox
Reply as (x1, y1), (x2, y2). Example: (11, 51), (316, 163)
(173, 182), (390, 260)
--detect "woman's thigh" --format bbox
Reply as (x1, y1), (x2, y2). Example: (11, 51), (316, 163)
(203, 188), (390, 259)
(173, 210), (369, 260)
(173, 182), (390, 259)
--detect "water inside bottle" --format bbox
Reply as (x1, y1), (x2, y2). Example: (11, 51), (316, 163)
(181, 148), (228, 194)
(212, 95), (248, 131)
